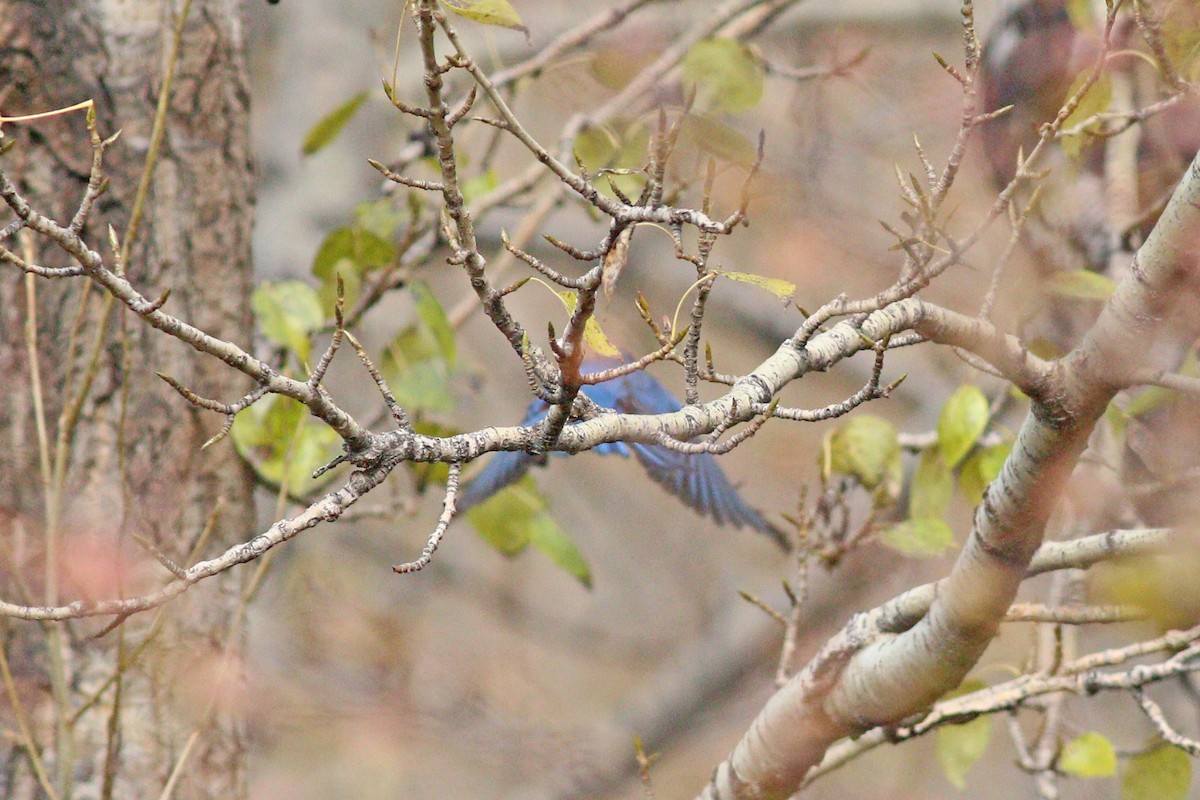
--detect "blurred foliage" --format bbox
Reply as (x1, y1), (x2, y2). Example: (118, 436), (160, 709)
(936, 679), (992, 789)
(1122, 742), (1192, 800)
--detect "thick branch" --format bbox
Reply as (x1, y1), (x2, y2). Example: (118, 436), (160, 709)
(698, 149), (1200, 800)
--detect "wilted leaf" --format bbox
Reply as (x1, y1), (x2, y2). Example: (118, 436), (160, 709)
(1122, 743), (1192, 800)
(441, 0), (529, 37)
(936, 681), (992, 789)
(824, 415), (899, 490)
(911, 447), (953, 520)
(251, 281), (324, 363)
(958, 440), (1012, 506)
(1047, 269), (1117, 301)
(302, 91), (369, 156)
(938, 384), (989, 469)
(718, 270), (796, 303)
(880, 518), (954, 558)
(602, 227), (633, 298)
(682, 38), (764, 113)
(1061, 732), (1117, 778)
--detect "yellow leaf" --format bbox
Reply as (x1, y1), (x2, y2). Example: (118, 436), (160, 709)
(718, 270), (796, 302)
(558, 291), (621, 357)
(441, 0), (529, 38)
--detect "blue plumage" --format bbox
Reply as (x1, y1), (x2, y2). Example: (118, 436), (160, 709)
(460, 359), (786, 547)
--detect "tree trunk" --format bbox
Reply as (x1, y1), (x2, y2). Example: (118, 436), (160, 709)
(0, 1), (255, 798)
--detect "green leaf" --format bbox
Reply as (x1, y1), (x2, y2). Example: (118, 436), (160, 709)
(251, 280), (324, 363)
(678, 114), (758, 169)
(379, 283), (459, 413)
(530, 515), (592, 588)
(461, 169), (499, 204)
(958, 440), (1013, 506)
(1122, 743), (1193, 800)
(1065, 0), (1094, 30)
(589, 47), (658, 90)
(1060, 732), (1117, 778)
(408, 421), (462, 487)
(573, 121), (648, 199)
(937, 681), (992, 789)
(717, 270), (796, 303)
(1061, 73), (1112, 159)
(1047, 269), (1117, 301)
(938, 384), (989, 469)
(441, 0), (529, 37)
(230, 395), (340, 495)
(682, 38), (764, 113)
(466, 476), (544, 556)
(1125, 386), (1174, 418)
(880, 518), (955, 558)
(311, 224), (396, 309)
(823, 415), (899, 490)
(302, 91), (369, 156)
(412, 281), (456, 364)
(354, 199), (405, 239)
(911, 447), (953, 520)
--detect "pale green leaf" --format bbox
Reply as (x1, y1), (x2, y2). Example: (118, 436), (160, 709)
(1122, 743), (1193, 800)
(1061, 732), (1117, 778)
(530, 515), (592, 588)
(302, 91), (369, 156)
(412, 281), (456, 365)
(1061, 73), (1112, 159)
(461, 169), (499, 204)
(231, 395), (339, 495)
(1066, 0), (1094, 30)
(958, 440), (1012, 506)
(880, 518), (955, 558)
(682, 38), (764, 113)
(466, 476), (545, 556)
(824, 415), (899, 490)
(938, 384), (989, 469)
(937, 715), (991, 789)
(678, 114), (758, 169)
(1125, 386), (1174, 418)
(573, 121), (648, 198)
(442, 0), (529, 37)
(911, 447), (953, 520)
(1047, 269), (1117, 301)
(718, 270), (796, 303)
(251, 281), (324, 363)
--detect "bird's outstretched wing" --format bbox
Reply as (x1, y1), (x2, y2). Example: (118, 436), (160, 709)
(459, 361), (787, 548)
(613, 369), (788, 547)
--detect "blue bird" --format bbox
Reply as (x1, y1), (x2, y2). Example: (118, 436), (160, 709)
(460, 358), (787, 548)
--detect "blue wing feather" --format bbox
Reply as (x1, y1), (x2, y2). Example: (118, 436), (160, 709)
(459, 358), (786, 547)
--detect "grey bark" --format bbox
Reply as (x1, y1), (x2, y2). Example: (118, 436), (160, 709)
(0, 1), (255, 798)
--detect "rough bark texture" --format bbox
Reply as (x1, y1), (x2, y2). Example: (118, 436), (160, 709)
(0, 1), (255, 798)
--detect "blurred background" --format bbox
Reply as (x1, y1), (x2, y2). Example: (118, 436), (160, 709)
(231, 1), (1191, 798)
